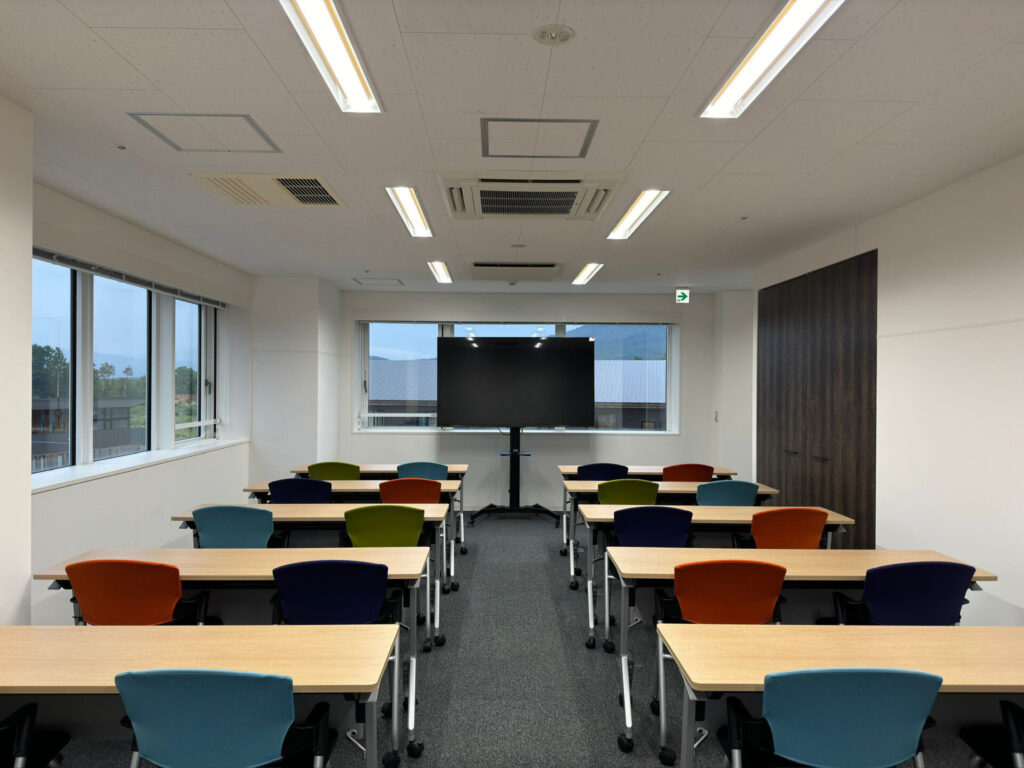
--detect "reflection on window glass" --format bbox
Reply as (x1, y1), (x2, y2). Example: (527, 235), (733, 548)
(566, 324), (667, 430)
(93, 277), (149, 460)
(366, 323), (438, 427)
(32, 260), (73, 472)
(175, 300), (201, 440)
(453, 323), (555, 338)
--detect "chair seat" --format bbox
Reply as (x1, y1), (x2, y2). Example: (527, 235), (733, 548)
(961, 724), (1014, 768)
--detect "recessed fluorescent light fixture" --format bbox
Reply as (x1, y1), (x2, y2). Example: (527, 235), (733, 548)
(607, 190), (670, 240)
(386, 186), (432, 238)
(701, 0), (846, 119)
(572, 263), (604, 285)
(427, 261), (452, 284)
(278, 0), (380, 113)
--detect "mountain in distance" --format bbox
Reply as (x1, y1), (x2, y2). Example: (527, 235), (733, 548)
(566, 325), (666, 360)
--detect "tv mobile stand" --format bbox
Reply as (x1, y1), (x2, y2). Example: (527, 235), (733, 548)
(470, 426), (559, 525)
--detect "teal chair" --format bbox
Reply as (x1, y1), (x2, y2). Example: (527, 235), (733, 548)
(397, 461), (448, 481)
(115, 669), (334, 768)
(597, 478), (659, 505)
(192, 506), (274, 548)
(720, 667), (941, 768)
(307, 461), (360, 481)
(695, 479), (759, 505)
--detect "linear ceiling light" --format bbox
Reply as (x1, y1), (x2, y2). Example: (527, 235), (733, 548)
(279, 0), (380, 113)
(572, 263), (604, 285)
(386, 187), (432, 237)
(427, 261), (452, 284)
(607, 190), (669, 240)
(701, 0), (846, 119)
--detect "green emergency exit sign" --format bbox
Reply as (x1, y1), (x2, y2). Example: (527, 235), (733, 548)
(675, 288), (690, 304)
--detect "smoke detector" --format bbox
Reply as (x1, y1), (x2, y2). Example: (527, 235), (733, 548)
(534, 24), (574, 45)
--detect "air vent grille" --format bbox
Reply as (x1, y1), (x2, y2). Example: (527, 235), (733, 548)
(473, 262), (557, 269)
(201, 176), (269, 206)
(480, 190), (577, 215)
(276, 177), (339, 205)
(441, 173), (621, 220)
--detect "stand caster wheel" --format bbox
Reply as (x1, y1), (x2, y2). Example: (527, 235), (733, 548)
(574, 567), (582, 576)
(416, 613), (425, 626)
(559, 547), (567, 556)
(383, 750), (401, 768)
(451, 581), (460, 592)
(603, 639), (616, 654)
(585, 636), (596, 649)
(421, 640), (432, 654)
(433, 634), (446, 647)
(460, 546), (467, 554)
(382, 702), (393, 719)
(617, 734), (634, 753)
(658, 746), (677, 766)
(441, 584), (451, 595)
(407, 741), (424, 758)
(569, 580), (579, 590)
(650, 698), (660, 716)
(609, 615), (617, 626)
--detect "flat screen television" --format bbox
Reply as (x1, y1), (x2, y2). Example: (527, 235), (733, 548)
(437, 337), (594, 427)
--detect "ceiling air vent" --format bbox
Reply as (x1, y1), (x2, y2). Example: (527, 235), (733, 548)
(470, 262), (562, 282)
(190, 173), (345, 207)
(441, 172), (621, 220)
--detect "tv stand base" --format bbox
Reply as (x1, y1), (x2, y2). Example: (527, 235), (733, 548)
(470, 503), (559, 526)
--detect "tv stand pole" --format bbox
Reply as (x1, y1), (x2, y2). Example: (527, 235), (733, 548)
(470, 427), (559, 525)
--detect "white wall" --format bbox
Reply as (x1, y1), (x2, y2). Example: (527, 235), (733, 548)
(0, 93), (34, 623)
(755, 152), (1024, 608)
(712, 291), (757, 480)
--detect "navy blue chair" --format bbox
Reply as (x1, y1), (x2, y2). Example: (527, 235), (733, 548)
(397, 461), (448, 480)
(613, 506), (692, 548)
(0, 703), (69, 768)
(193, 505), (274, 548)
(834, 561), (976, 625)
(722, 668), (942, 768)
(115, 669), (334, 768)
(268, 478), (332, 504)
(577, 462), (629, 481)
(272, 560), (389, 625)
(695, 479), (759, 505)
(961, 700), (1024, 768)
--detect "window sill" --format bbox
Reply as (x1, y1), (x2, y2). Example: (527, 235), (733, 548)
(31, 438), (249, 494)
(353, 427), (680, 436)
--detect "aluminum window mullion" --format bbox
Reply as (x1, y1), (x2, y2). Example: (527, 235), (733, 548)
(76, 273), (94, 465)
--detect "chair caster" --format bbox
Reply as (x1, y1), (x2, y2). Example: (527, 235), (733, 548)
(559, 547), (567, 556)
(422, 639), (432, 653)
(382, 702), (392, 719)
(441, 584), (451, 595)
(574, 567), (582, 576)
(658, 746), (677, 766)
(650, 698), (660, 716)
(406, 741), (424, 758)
(569, 580), (579, 590)
(617, 734), (634, 753)
(609, 614), (616, 626)
(603, 639), (616, 654)
(383, 750), (401, 768)
(585, 636), (596, 649)
(460, 546), (467, 554)
(416, 613), (425, 626)
(451, 581), (460, 592)
(434, 634), (446, 647)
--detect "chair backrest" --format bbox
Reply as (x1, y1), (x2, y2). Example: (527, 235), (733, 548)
(751, 507), (828, 549)
(577, 462), (629, 481)
(614, 506), (692, 548)
(379, 478), (442, 504)
(862, 561), (976, 625)
(345, 505), (424, 547)
(116, 669), (294, 768)
(696, 479), (759, 506)
(193, 505), (274, 548)
(598, 478), (659, 505)
(673, 560), (786, 624)
(65, 560), (182, 626)
(763, 668), (942, 768)
(307, 461), (360, 481)
(268, 477), (333, 504)
(397, 461), (449, 480)
(662, 463), (714, 482)
(273, 560), (388, 624)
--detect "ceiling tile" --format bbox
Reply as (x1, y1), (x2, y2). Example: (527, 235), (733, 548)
(393, 0), (560, 34)
(334, 0), (417, 95)
(60, 0), (240, 29)
(709, 0), (900, 41)
(901, 112), (1024, 180)
(430, 138), (533, 171)
(623, 140), (745, 201)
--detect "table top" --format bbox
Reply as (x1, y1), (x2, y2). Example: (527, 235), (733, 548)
(176, 503), (449, 524)
(35, 547), (429, 583)
(564, 479), (779, 496)
(0, 625), (398, 694)
(579, 504), (853, 526)
(559, 464), (737, 477)
(245, 479), (462, 495)
(606, 547), (996, 582)
(658, 624), (1024, 693)
(291, 463), (469, 476)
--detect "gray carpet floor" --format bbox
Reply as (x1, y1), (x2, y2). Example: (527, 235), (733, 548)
(63, 515), (980, 767)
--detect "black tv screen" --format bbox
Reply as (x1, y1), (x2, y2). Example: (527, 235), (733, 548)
(437, 337), (595, 427)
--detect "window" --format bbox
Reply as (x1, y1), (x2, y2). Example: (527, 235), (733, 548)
(358, 321), (670, 432)
(32, 260), (74, 472)
(93, 276), (150, 461)
(175, 300), (201, 441)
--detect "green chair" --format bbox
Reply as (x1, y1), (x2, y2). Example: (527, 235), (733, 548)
(307, 461), (360, 481)
(597, 478), (659, 505)
(345, 505), (424, 547)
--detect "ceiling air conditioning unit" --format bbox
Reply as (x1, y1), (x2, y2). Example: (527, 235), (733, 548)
(441, 172), (621, 221)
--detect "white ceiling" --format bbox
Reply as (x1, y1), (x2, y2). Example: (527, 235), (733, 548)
(4, 0), (1024, 293)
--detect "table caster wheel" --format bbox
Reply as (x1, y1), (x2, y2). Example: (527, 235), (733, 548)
(460, 546), (468, 554)
(585, 636), (596, 649)
(381, 702), (392, 719)
(574, 567), (582, 576)
(407, 741), (424, 758)
(451, 581), (460, 592)
(650, 698), (660, 716)
(609, 615), (617, 626)
(421, 640), (432, 654)
(658, 746), (677, 766)
(603, 639), (616, 654)
(559, 547), (567, 556)
(383, 750), (401, 768)
(433, 634), (446, 647)
(618, 693), (624, 707)
(441, 584), (451, 595)
(617, 734), (634, 753)
(416, 613), (425, 626)
(569, 580), (579, 590)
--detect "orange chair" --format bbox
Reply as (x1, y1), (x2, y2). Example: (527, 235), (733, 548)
(662, 463), (715, 482)
(65, 560), (188, 626)
(751, 507), (829, 549)
(379, 478), (442, 504)
(673, 560), (787, 624)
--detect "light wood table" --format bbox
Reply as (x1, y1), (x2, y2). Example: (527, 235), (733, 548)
(291, 463), (469, 477)
(604, 547), (995, 754)
(658, 624), (1024, 768)
(0, 624), (402, 764)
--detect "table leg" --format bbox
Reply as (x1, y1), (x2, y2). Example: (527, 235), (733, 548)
(826, 529), (833, 549)
(434, 525), (444, 644)
(561, 486), (568, 548)
(680, 679), (696, 768)
(569, 496), (579, 583)
(603, 553), (611, 646)
(405, 581), (419, 750)
(658, 626), (667, 746)
(458, 478), (467, 552)
(586, 522), (596, 644)
(619, 575), (633, 745)
(392, 633), (401, 755)
(365, 690), (378, 768)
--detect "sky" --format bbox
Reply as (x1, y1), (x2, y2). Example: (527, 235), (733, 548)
(370, 323), (557, 360)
